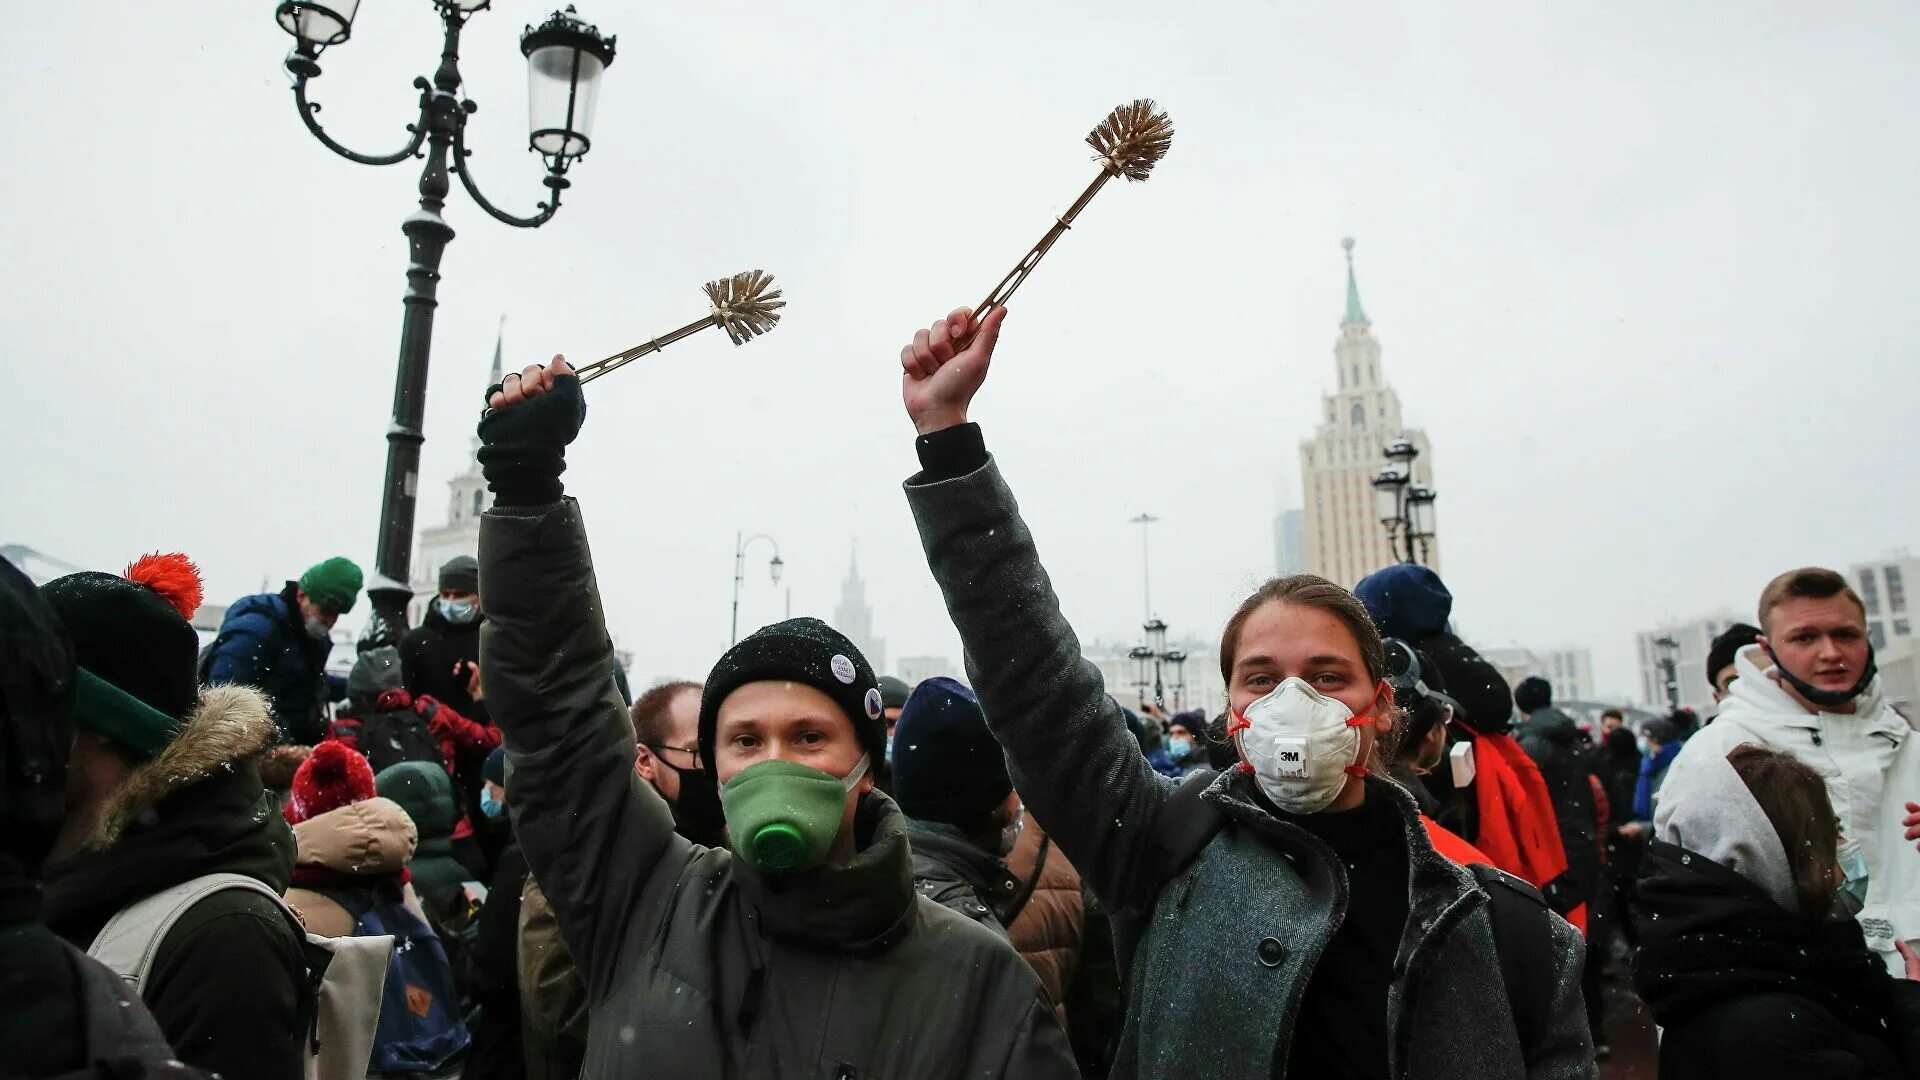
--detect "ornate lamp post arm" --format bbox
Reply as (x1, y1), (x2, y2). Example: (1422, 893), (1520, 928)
(291, 75), (430, 166)
(452, 118), (563, 228)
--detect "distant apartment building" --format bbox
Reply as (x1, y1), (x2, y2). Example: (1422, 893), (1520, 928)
(1636, 611), (1751, 712)
(1850, 553), (1919, 651)
(1475, 645), (1593, 704)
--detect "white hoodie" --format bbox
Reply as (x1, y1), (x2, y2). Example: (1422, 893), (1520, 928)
(1662, 642), (1920, 972)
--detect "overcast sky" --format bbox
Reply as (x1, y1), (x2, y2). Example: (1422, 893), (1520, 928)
(6, 2), (1918, 701)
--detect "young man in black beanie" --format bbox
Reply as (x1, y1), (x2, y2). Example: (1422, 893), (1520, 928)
(38, 555), (306, 1080)
(473, 358), (1073, 1079)
(892, 677), (1026, 935)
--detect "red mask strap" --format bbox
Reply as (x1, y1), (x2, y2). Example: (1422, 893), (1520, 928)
(1226, 708), (1251, 735)
(1344, 681), (1392, 727)
(1344, 764), (1371, 779)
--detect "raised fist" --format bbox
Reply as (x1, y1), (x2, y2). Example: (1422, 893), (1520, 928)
(900, 307), (1007, 435)
(477, 355), (585, 505)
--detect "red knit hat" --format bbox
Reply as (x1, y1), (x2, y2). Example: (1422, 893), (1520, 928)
(285, 742), (376, 824)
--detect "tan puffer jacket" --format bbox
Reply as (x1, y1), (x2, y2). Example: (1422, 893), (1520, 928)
(284, 796), (427, 938)
(1004, 817), (1086, 1018)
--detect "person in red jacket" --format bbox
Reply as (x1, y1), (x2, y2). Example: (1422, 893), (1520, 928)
(1356, 564), (1582, 932)
(327, 646), (500, 877)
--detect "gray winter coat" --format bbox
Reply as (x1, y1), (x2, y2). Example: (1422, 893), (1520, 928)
(904, 457), (1595, 1080)
(479, 497), (1077, 1080)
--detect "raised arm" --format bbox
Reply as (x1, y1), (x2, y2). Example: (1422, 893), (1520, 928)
(898, 307), (1175, 912)
(476, 357), (690, 997)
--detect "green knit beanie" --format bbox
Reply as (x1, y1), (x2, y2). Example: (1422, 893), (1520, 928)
(299, 557), (364, 616)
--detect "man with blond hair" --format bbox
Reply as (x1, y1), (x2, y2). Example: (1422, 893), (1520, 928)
(1658, 567), (1920, 973)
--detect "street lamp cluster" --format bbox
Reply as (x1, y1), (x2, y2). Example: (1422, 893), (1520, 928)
(1371, 438), (1438, 565)
(1129, 619), (1188, 712)
(275, 1), (618, 646)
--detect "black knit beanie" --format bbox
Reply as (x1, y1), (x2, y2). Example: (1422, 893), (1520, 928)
(41, 565), (200, 723)
(890, 677), (1011, 826)
(438, 555), (480, 595)
(698, 617), (885, 772)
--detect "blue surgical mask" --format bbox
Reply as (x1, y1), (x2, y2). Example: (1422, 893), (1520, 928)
(436, 597), (480, 625)
(1167, 735), (1194, 762)
(1838, 838), (1870, 906)
(480, 789), (506, 821)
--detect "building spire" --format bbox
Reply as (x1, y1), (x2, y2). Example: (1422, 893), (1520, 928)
(1341, 237), (1368, 327)
(489, 313), (506, 383)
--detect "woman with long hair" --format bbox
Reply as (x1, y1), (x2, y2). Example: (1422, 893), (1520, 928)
(1634, 744), (1920, 1076)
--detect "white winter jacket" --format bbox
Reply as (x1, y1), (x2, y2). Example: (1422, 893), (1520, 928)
(1662, 642), (1920, 973)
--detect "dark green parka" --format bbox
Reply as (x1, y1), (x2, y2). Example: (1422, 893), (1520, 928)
(479, 497), (1078, 1079)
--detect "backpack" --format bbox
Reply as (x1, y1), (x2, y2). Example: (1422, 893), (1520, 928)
(353, 706), (445, 776)
(323, 884), (471, 1077)
(43, 941), (212, 1079)
(87, 872), (390, 1080)
(1147, 771), (1560, 1050)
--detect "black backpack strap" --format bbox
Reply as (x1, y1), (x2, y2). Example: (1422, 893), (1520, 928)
(1001, 833), (1050, 928)
(1470, 863), (1554, 1051)
(1147, 770), (1228, 884)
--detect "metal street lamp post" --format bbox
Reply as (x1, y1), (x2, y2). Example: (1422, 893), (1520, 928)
(732, 533), (783, 644)
(1131, 618), (1188, 711)
(1129, 512), (1159, 622)
(1371, 438), (1438, 565)
(1654, 634), (1681, 709)
(276, 1), (617, 646)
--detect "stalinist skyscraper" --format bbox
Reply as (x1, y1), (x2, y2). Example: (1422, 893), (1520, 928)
(1298, 239), (1439, 587)
(834, 544), (887, 676)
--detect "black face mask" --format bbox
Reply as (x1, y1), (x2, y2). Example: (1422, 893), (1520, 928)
(1768, 643), (1878, 710)
(650, 753), (728, 849)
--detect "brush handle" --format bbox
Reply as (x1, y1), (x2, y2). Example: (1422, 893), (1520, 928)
(957, 167), (1116, 349)
(575, 314), (719, 385)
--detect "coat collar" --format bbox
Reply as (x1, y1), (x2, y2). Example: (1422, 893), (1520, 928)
(731, 790), (918, 955)
(905, 820), (1022, 908)
(1200, 768), (1478, 927)
(90, 685), (280, 851)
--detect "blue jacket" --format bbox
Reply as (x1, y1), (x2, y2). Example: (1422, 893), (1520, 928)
(204, 583), (344, 742)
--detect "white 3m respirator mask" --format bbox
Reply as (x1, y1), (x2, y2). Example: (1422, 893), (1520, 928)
(1228, 677), (1384, 814)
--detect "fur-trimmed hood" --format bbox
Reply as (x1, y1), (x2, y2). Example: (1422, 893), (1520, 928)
(91, 684), (281, 850)
(41, 685), (296, 948)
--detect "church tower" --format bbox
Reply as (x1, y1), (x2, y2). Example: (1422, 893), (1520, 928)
(412, 318), (504, 617)
(1297, 240), (1439, 587)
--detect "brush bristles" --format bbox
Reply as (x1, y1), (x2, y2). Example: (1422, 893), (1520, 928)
(1086, 99), (1174, 181)
(705, 270), (785, 345)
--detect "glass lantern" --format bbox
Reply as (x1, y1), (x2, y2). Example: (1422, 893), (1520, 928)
(521, 7), (617, 163)
(277, 0), (360, 47)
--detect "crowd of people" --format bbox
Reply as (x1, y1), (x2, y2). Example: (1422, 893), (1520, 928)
(5, 304), (1920, 1078)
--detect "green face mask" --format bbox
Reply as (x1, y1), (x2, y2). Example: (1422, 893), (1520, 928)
(720, 755), (870, 873)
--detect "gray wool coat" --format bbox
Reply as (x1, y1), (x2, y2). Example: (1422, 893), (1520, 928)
(479, 497), (1077, 1080)
(904, 456), (1595, 1080)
